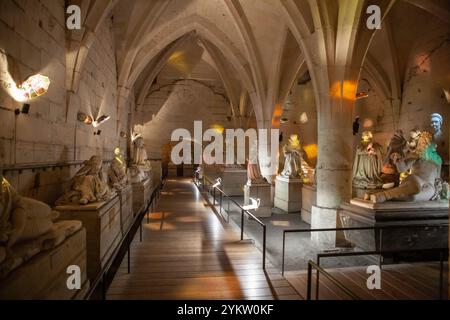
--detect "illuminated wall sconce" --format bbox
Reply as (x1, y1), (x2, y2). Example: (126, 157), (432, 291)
(356, 91), (369, 100)
(77, 112), (93, 125)
(132, 133), (142, 141)
(212, 177), (222, 188)
(6, 74), (50, 102)
(280, 117), (288, 124)
(93, 115), (110, 128)
(243, 198), (261, 211)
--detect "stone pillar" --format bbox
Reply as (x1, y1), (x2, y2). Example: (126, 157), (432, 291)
(311, 67), (358, 247)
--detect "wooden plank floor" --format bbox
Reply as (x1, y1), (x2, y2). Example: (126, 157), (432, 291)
(107, 178), (300, 300)
(285, 262), (448, 300)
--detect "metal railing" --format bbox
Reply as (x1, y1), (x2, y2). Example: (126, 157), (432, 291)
(282, 223), (448, 276)
(312, 247), (448, 300)
(307, 260), (361, 300)
(194, 174), (267, 270)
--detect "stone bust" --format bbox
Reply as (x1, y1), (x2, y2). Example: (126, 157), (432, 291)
(430, 113), (443, 140)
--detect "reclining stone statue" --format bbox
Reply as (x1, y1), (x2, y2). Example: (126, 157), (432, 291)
(108, 147), (129, 190)
(130, 137), (152, 183)
(366, 131), (446, 203)
(1, 170), (59, 268)
(56, 155), (114, 205)
(352, 131), (383, 189)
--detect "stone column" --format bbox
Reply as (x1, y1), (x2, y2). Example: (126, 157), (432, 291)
(311, 66), (358, 247)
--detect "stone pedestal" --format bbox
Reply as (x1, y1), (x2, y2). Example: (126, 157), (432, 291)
(117, 185), (133, 236)
(56, 196), (121, 281)
(311, 206), (340, 247)
(131, 178), (151, 216)
(0, 226), (89, 299)
(340, 199), (449, 252)
(274, 176), (302, 212)
(301, 184), (316, 224)
(221, 166), (247, 196)
(244, 182), (272, 217)
(168, 163), (177, 177)
(149, 160), (162, 186)
(183, 164), (194, 177)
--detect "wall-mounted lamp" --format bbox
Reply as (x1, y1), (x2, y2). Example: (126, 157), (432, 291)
(93, 115), (110, 128)
(356, 91), (369, 100)
(132, 133), (142, 142)
(77, 112), (93, 125)
(212, 177), (222, 188)
(8, 74), (50, 102)
(243, 198), (261, 211)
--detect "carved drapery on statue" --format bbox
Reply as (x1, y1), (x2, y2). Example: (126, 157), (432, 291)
(246, 140), (267, 185)
(280, 134), (313, 182)
(56, 156), (114, 205)
(130, 137), (152, 183)
(1, 172), (60, 273)
(352, 131), (383, 189)
(108, 147), (129, 190)
(366, 131), (449, 203)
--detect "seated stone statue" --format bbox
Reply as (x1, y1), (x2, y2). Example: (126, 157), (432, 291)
(280, 134), (308, 180)
(108, 147), (129, 190)
(380, 130), (407, 186)
(130, 137), (152, 183)
(1, 171), (59, 265)
(352, 131), (383, 189)
(366, 132), (443, 203)
(56, 155), (114, 205)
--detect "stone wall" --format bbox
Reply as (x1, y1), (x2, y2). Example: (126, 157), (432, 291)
(134, 78), (233, 160)
(0, 1), (130, 205)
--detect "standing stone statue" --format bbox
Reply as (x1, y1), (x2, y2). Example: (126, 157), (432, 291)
(366, 132), (443, 203)
(247, 140), (267, 184)
(56, 156), (113, 205)
(130, 137), (152, 183)
(352, 131), (383, 189)
(1, 169), (59, 265)
(108, 147), (129, 190)
(430, 113), (448, 171)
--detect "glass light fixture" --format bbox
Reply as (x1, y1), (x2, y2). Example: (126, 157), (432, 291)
(356, 91), (369, 100)
(77, 112), (93, 125)
(93, 115), (110, 128)
(12, 74), (50, 102)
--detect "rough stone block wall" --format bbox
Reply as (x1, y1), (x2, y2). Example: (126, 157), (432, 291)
(0, 1), (130, 204)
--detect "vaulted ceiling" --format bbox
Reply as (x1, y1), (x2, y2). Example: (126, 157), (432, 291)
(66, 0), (450, 128)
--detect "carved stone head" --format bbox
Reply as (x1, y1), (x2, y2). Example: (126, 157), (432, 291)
(430, 113), (443, 135)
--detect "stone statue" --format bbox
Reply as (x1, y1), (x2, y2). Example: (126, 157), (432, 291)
(366, 132), (443, 203)
(352, 131), (383, 189)
(430, 113), (443, 141)
(130, 137), (152, 183)
(56, 156), (114, 205)
(247, 140), (267, 184)
(380, 130), (407, 186)
(280, 135), (304, 179)
(1, 170), (59, 265)
(108, 147), (129, 190)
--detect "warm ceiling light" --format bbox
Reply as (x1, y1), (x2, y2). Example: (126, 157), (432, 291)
(93, 115), (110, 127)
(356, 91), (369, 100)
